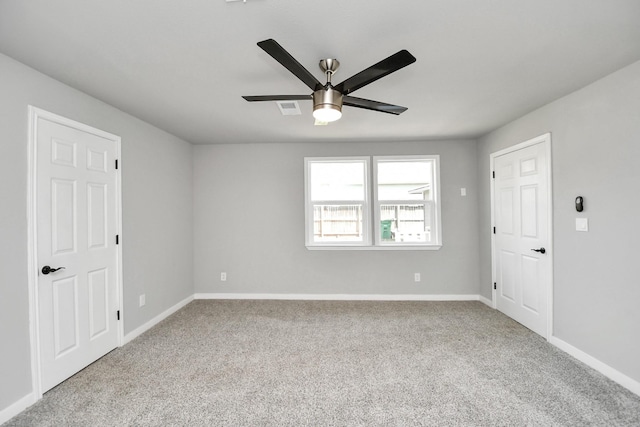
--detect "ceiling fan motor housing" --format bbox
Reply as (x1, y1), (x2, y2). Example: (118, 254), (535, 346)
(313, 87), (343, 112)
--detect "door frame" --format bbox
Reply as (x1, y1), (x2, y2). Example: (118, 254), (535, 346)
(26, 106), (124, 400)
(489, 132), (553, 339)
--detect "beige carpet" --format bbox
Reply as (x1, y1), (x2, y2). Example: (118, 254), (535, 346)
(5, 300), (640, 426)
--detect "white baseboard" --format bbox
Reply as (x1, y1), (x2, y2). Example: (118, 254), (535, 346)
(549, 336), (640, 397)
(194, 293), (481, 301)
(123, 295), (194, 344)
(0, 392), (36, 425)
(478, 295), (493, 307)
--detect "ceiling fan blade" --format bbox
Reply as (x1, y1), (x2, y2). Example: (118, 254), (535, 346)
(343, 95), (408, 115)
(334, 50), (416, 95)
(257, 39), (322, 91)
(242, 95), (312, 102)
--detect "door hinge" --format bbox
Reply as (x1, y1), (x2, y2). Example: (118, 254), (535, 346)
(494, 282), (497, 290)
(115, 159), (119, 170)
(493, 227), (496, 234)
(116, 235), (119, 245)
(492, 171), (495, 179)
(117, 310), (120, 320)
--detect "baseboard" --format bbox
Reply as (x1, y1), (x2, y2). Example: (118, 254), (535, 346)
(123, 294), (194, 344)
(549, 336), (640, 397)
(0, 392), (36, 425)
(194, 293), (481, 301)
(478, 295), (493, 307)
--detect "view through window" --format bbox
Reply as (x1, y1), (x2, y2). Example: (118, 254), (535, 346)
(376, 159), (433, 244)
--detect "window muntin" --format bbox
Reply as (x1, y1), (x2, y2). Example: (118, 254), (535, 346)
(305, 155), (440, 249)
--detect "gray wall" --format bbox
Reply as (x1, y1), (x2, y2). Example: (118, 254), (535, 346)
(193, 140), (479, 296)
(477, 60), (640, 383)
(0, 53), (193, 410)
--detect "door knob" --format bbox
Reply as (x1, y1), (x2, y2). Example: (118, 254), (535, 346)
(42, 265), (65, 275)
(531, 248), (546, 254)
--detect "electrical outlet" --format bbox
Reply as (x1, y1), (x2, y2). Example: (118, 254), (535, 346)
(414, 273), (421, 282)
(139, 294), (145, 307)
(221, 272), (227, 281)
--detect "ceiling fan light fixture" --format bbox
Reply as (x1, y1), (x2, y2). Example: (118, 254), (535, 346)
(313, 104), (342, 122)
(312, 88), (343, 122)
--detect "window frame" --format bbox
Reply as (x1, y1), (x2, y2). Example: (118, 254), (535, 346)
(304, 155), (442, 250)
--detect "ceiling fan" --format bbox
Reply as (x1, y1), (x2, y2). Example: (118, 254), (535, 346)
(242, 39), (416, 123)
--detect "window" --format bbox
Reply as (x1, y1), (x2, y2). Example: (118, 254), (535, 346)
(305, 155), (441, 249)
(306, 157), (370, 246)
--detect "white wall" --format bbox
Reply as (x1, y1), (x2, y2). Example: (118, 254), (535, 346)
(0, 53), (193, 412)
(193, 140), (479, 296)
(477, 60), (640, 384)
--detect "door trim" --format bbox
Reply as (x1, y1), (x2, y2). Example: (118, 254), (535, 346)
(489, 132), (553, 339)
(27, 106), (124, 400)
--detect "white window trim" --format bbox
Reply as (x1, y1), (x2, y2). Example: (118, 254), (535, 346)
(305, 155), (442, 250)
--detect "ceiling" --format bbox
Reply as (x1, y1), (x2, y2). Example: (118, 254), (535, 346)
(1, 1), (640, 145)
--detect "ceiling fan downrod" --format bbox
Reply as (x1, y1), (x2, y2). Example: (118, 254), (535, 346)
(314, 59), (343, 121)
(319, 58), (340, 86)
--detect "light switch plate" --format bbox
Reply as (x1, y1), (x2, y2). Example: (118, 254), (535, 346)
(576, 218), (589, 232)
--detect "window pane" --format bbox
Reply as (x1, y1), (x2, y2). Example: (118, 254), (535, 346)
(313, 205), (363, 242)
(377, 160), (432, 201)
(310, 161), (365, 201)
(380, 204), (431, 243)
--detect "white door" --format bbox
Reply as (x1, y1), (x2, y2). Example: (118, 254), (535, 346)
(35, 112), (120, 392)
(492, 136), (551, 337)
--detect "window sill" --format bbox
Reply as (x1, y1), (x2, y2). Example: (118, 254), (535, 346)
(306, 245), (442, 251)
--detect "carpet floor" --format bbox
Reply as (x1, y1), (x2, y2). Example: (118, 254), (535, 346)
(5, 300), (640, 426)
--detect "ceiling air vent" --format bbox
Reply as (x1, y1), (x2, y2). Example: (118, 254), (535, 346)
(276, 101), (301, 116)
